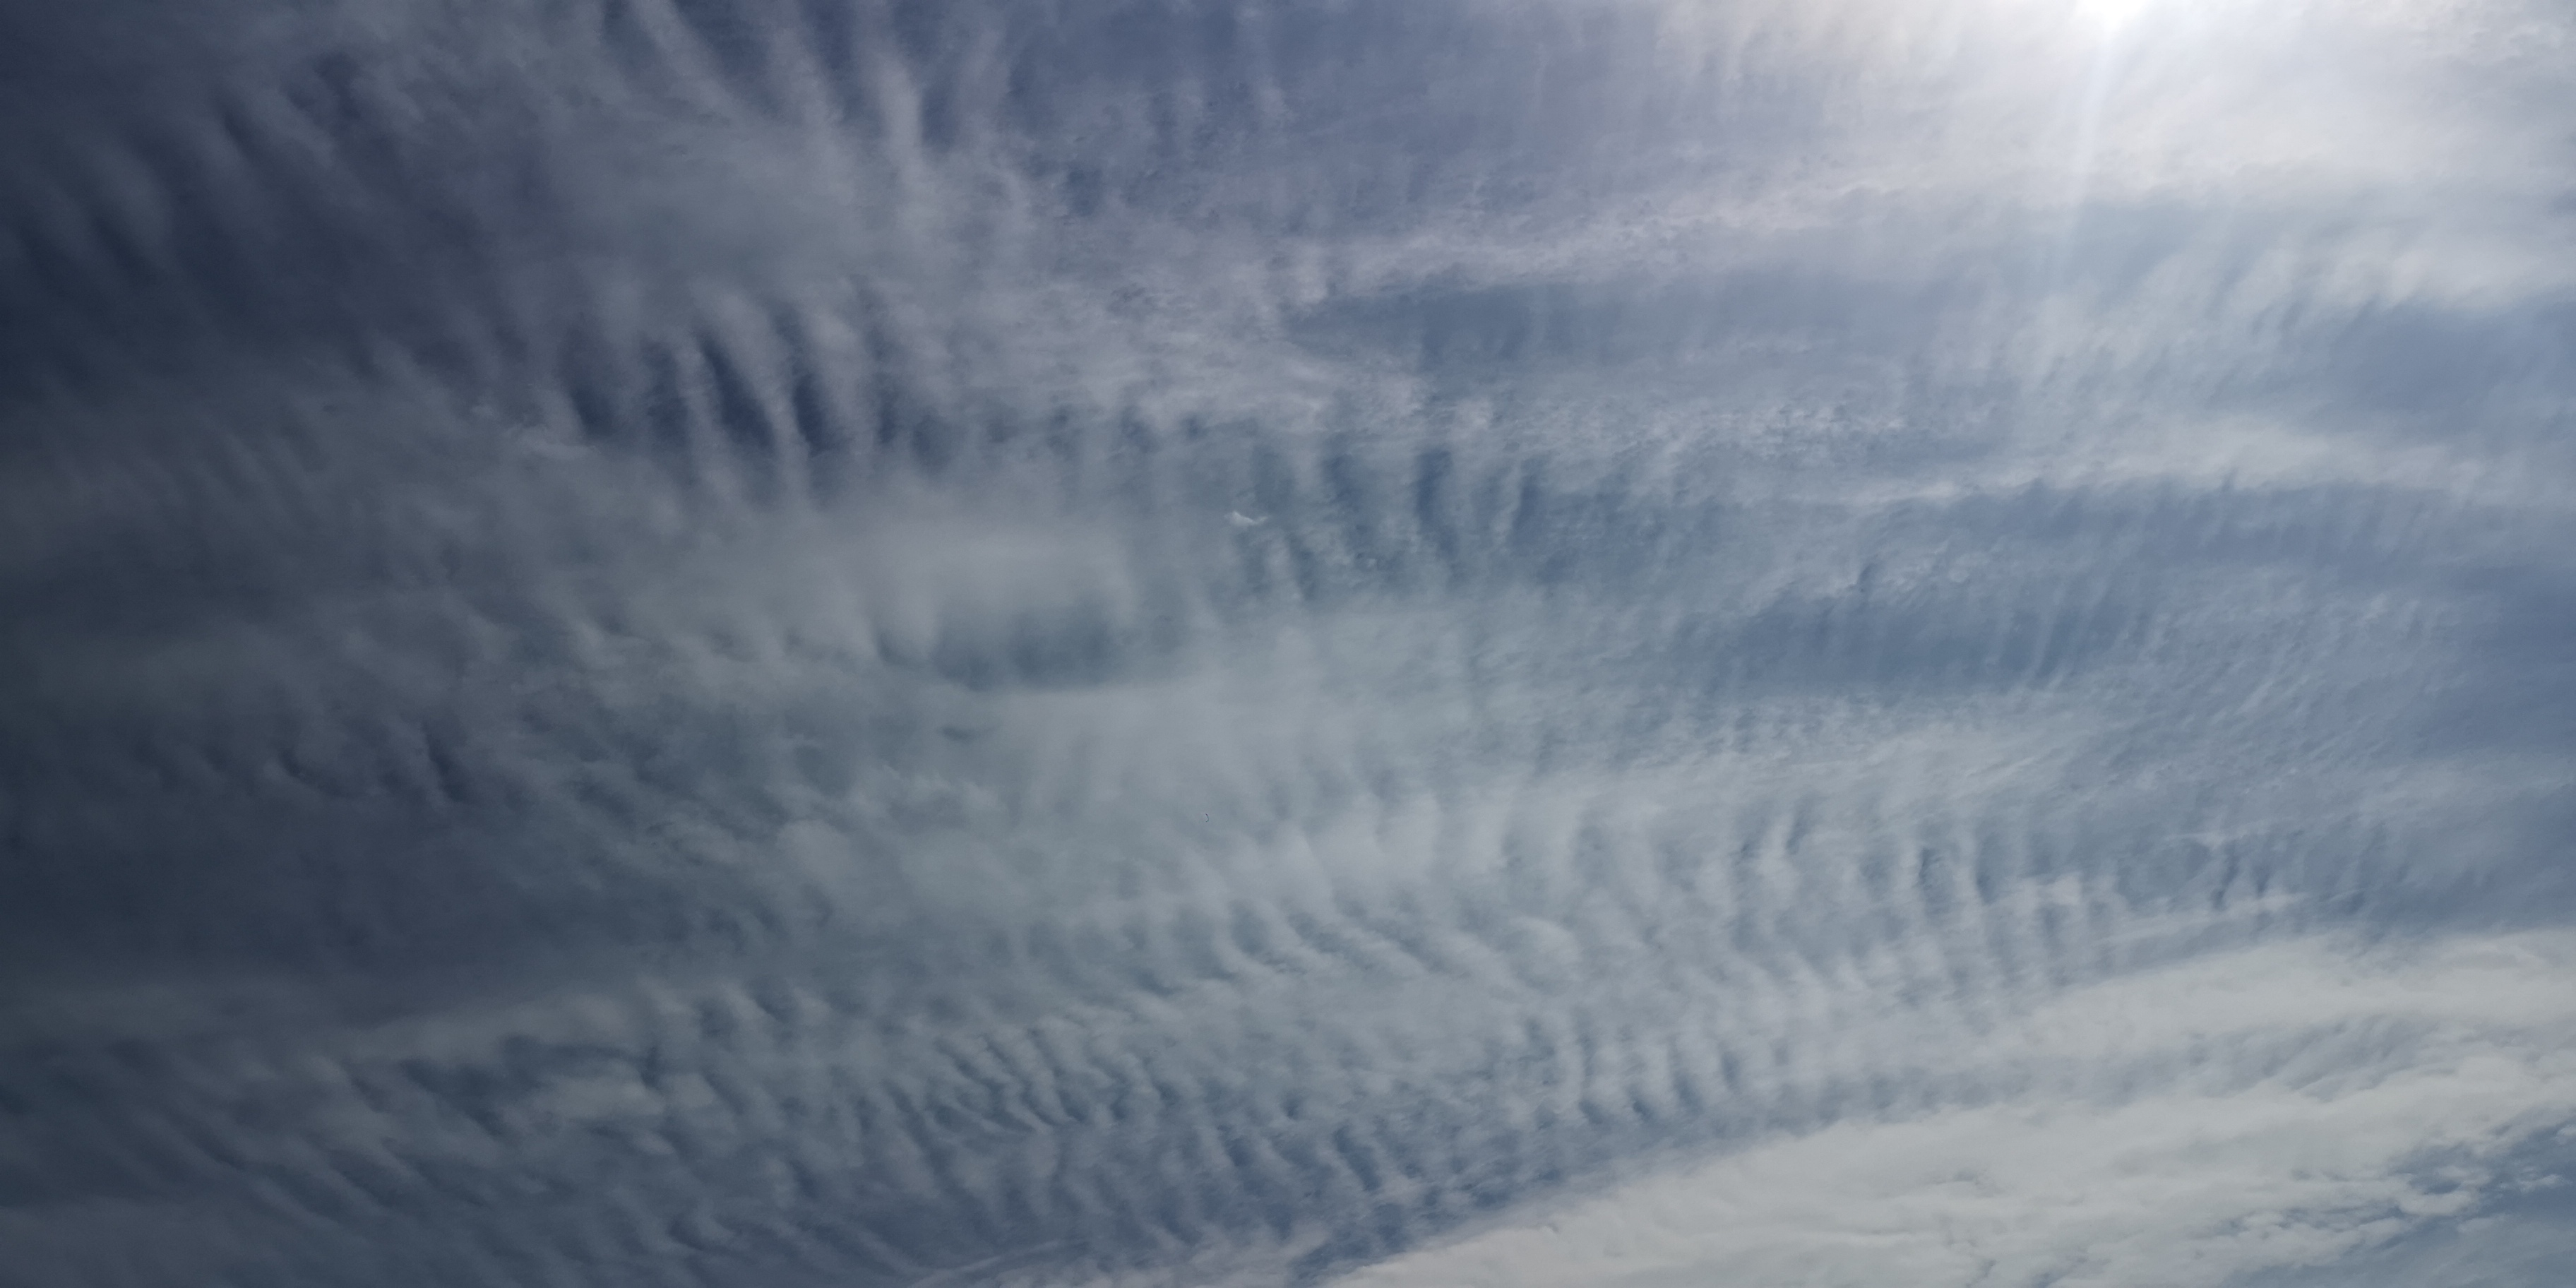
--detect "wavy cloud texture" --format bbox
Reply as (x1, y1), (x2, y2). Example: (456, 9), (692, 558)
(2, 1), (2573, 1287)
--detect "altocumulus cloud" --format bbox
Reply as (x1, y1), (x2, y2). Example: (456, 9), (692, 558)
(2, 1), (2573, 1287)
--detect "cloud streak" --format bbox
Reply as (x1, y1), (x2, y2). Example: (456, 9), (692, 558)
(2, 1), (2572, 1286)
(1340, 931), (2576, 1288)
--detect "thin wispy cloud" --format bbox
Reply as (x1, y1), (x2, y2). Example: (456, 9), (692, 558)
(2, 1), (2571, 1287)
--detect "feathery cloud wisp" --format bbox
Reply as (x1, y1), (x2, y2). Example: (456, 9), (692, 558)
(2, 1), (2573, 1286)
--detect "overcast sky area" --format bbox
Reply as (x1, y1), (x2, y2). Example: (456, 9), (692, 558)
(4, 1), (2575, 1285)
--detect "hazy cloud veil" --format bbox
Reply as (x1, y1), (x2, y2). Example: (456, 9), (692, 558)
(4, 1), (2575, 1285)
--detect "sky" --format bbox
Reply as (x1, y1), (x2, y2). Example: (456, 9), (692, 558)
(3, 1), (2575, 1286)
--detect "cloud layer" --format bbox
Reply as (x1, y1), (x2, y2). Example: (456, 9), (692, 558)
(3, 1), (2572, 1286)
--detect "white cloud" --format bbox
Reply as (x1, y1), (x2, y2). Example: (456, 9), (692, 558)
(6, 0), (2575, 1285)
(1337, 932), (2576, 1288)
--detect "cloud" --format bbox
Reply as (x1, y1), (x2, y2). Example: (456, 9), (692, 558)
(1335, 932), (2576, 1288)
(1, 1), (2573, 1287)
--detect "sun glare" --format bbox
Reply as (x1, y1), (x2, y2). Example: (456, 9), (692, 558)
(2073, 0), (2160, 33)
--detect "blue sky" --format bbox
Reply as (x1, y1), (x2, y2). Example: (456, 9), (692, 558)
(3, 1), (2574, 1285)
